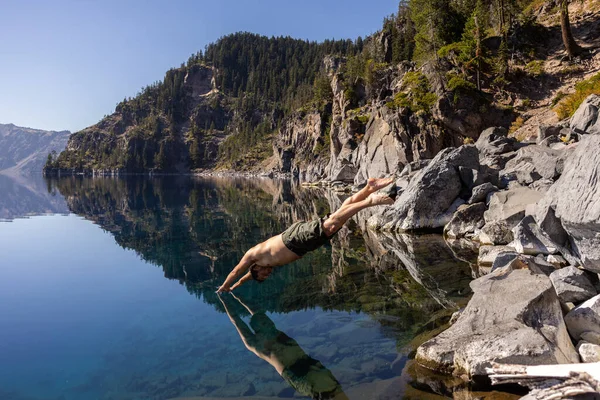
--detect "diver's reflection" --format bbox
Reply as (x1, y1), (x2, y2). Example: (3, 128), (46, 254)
(218, 293), (349, 400)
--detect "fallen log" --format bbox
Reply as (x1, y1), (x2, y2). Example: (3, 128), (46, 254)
(486, 362), (600, 399)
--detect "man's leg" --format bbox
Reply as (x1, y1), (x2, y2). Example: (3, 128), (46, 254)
(339, 177), (394, 208)
(322, 192), (394, 236)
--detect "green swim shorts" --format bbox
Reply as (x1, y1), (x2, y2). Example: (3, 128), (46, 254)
(281, 217), (331, 257)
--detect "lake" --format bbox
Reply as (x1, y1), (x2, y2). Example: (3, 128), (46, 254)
(0, 174), (505, 399)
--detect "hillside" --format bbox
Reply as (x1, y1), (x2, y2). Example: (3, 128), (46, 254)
(0, 123), (70, 176)
(48, 0), (600, 183)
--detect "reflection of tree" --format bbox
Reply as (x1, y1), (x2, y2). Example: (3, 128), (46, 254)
(50, 176), (473, 343)
(219, 293), (349, 400)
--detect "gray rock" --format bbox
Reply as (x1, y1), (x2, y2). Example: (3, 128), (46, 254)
(509, 215), (559, 256)
(368, 145), (479, 231)
(468, 182), (498, 204)
(547, 254), (568, 268)
(444, 203), (486, 239)
(399, 160), (431, 178)
(483, 187), (544, 244)
(478, 245), (517, 268)
(491, 254), (556, 276)
(570, 94), (600, 135)
(416, 269), (579, 379)
(478, 220), (514, 245)
(459, 166), (484, 190)
(577, 341), (600, 363)
(537, 124), (562, 144)
(536, 135), (600, 273)
(476, 127), (523, 171)
(500, 145), (568, 186)
(550, 266), (598, 304)
(564, 294), (600, 341)
(581, 331), (600, 345)
(490, 251), (520, 271)
(538, 135), (563, 148)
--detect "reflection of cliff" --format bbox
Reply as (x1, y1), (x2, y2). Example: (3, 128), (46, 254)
(51, 177), (473, 336)
(0, 174), (68, 221)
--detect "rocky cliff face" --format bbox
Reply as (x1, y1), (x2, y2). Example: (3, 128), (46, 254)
(273, 58), (511, 184)
(0, 123), (70, 175)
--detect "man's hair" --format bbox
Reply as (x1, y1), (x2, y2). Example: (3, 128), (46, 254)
(250, 264), (265, 283)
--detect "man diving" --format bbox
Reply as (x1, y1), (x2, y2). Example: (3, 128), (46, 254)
(216, 177), (397, 293)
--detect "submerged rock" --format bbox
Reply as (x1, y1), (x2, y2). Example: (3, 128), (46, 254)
(550, 266), (597, 304)
(416, 269), (579, 379)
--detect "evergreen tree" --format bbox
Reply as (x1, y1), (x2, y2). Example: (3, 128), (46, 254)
(560, 0), (582, 59)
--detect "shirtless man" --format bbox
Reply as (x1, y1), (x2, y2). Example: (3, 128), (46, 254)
(216, 177), (397, 293)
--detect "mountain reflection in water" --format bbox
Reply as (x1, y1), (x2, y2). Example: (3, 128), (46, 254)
(0, 175), (494, 399)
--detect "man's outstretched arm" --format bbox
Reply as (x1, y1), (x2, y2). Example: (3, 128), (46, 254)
(217, 250), (256, 293)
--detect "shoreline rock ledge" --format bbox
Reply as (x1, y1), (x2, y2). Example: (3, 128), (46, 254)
(416, 268), (579, 380)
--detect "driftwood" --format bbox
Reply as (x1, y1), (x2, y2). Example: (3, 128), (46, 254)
(487, 362), (600, 399)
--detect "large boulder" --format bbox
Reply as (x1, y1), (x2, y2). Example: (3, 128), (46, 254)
(564, 294), (600, 341)
(416, 269), (579, 379)
(368, 145), (479, 231)
(570, 94), (600, 135)
(444, 202), (486, 239)
(535, 135), (600, 273)
(499, 145), (570, 187)
(550, 266), (598, 304)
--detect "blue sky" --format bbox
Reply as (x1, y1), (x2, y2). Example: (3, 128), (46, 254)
(1, 0), (399, 133)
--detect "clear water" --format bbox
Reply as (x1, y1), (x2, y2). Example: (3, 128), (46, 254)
(0, 175), (479, 400)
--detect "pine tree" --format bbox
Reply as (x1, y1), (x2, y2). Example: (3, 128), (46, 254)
(560, 0), (582, 59)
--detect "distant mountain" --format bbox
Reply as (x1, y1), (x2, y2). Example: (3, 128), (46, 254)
(0, 123), (70, 175)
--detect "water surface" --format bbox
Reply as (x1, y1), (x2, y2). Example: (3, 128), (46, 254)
(0, 175), (484, 399)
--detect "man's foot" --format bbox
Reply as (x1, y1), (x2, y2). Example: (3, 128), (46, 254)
(366, 177), (395, 192)
(369, 192), (395, 206)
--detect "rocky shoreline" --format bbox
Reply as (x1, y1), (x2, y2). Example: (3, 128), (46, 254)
(353, 95), (600, 394)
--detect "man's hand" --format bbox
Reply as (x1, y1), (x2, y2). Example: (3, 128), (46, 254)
(216, 284), (232, 293)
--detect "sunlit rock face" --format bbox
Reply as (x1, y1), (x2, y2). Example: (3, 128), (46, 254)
(416, 268), (579, 379)
(535, 135), (600, 273)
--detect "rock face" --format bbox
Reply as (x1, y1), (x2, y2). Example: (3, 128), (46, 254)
(416, 269), (579, 379)
(570, 94), (600, 135)
(536, 134), (600, 273)
(368, 145), (479, 231)
(274, 111), (330, 182)
(549, 266), (597, 304)
(564, 294), (600, 341)
(0, 123), (70, 175)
